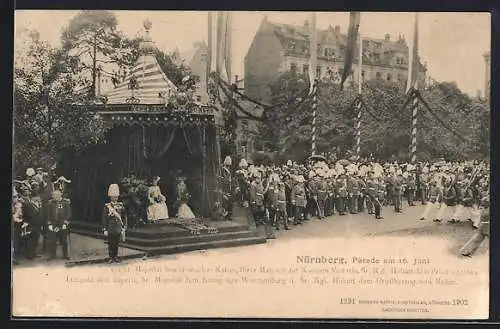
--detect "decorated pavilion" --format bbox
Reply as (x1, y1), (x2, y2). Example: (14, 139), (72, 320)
(61, 20), (223, 225)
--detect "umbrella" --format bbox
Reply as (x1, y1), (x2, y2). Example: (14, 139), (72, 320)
(337, 159), (351, 166)
(309, 155), (327, 163)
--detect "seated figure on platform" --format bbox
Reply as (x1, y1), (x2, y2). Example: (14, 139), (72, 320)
(176, 175), (196, 219)
(147, 176), (169, 221)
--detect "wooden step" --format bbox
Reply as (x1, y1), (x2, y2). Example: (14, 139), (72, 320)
(121, 236), (267, 256)
(123, 230), (261, 247)
(71, 220), (251, 239)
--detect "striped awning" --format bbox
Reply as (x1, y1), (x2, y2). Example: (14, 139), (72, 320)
(105, 54), (178, 105)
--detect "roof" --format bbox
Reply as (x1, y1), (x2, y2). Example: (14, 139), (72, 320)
(180, 42), (207, 66)
(105, 54), (178, 105)
(266, 19), (405, 51)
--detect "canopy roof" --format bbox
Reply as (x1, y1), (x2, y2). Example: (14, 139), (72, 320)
(105, 54), (178, 105)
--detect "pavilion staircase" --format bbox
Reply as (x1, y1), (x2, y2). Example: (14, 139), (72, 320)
(70, 207), (266, 256)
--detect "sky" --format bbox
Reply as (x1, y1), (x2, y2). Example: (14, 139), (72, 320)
(14, 10), (491, 97)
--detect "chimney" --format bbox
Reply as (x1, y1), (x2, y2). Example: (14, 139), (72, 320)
(334, 25), (340, 33)
(385, 33), (390, 41)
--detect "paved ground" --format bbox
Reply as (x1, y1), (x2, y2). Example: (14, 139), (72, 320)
(13, 233), (145, 268)
(270, 203), (487, 256)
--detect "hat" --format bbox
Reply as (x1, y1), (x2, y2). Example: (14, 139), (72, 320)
(36, 167), (44, 172)
(26, 168), (35, 177)
(286, 160), (292, 166)
(224, 156), (232, 166)
(239, 159), (248, 169)
(108, 184), (120, 197)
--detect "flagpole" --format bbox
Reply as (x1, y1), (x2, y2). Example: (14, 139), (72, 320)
(409, 12), (419, 164)
(355, 31), (363, 160)
(309, 12), (318, 157)
(207, 12), (213, 90)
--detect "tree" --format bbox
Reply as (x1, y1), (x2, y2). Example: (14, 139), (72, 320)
(14, 29), (109, 175)
(61, 10), (141, 98)
(259, 70), (490, 162)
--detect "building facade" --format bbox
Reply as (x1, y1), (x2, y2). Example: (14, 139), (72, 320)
(244, 17), (427, 102)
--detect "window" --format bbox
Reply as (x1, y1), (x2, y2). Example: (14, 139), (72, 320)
(361, 70), (365, 77)
(316, 66), (322, 77)
(387, 74), (392, 81)
(242, 119), (249, 128)
(376, 72), (381, 79)
(324, 48), (328, 57)
(303, 64), (309, 74)
(290, 63), (297, 71)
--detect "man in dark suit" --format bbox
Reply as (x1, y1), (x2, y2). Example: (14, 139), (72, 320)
(20, 185), (43, 259)
(45, 189), (72, 260)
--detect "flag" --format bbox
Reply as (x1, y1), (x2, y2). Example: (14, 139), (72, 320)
(340, 12), (361, 90)
(215, 11), (232, 82)
(406, 13), (420, 92)
(308, 12), (317, 94)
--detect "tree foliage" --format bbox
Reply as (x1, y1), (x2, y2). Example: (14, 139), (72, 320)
(14, 29), (109, 175)
(257, 71), (490, 162)
(61, 10), (141, 98)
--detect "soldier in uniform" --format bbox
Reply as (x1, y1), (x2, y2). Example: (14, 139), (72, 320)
(291, 175), (307, 224)
(265, 173), (279, 228)
(250, 173), (275, 239)
(307, 172), (319, 218)
(384, 172), (395, 206)
(12, 186), (24, 265)
(375, 177), (385, 219)
(357, 173), (366, 213)
(347, 173), (359, 214)
(459, 195), (489, 257)
(335, 174), (348, 216)
(275, 182), (290, 230)
(450, 179), (474, 224)
(45, 189), (72, 260)
(20, 183), (43, 259)
(405, 172), (417, 206)
(392, 173), (404, 213)
(419, 180), (444, 222)
(235, 159), (250, 207)
(442, 177), (457, 222)
(316, 171), (329, 219)
(365, 171), (378, 216)
(419, 170), (430, 205)
(102, 184), (128, 263)
(222, 156), (233, 220)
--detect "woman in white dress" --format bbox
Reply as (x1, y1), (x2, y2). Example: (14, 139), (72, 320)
(176, 176), (196, 219)
(147, 176), (169, 221)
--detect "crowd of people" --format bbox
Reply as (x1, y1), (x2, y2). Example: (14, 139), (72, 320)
(12, 166), (72, 265)
(222, 156), (490, 256)
(12, 156), (490, 265)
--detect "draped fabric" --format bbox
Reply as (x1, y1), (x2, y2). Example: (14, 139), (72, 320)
(64, 121), (221, 223)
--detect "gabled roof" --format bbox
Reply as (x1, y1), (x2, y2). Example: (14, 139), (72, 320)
(105, 54), (178, 105)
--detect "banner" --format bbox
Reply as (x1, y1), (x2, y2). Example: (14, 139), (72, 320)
(406, 13), (420, 92)
(340, 12), (361, 90)
(215, 11), (232, 82)
(308, 12), (317, 94)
